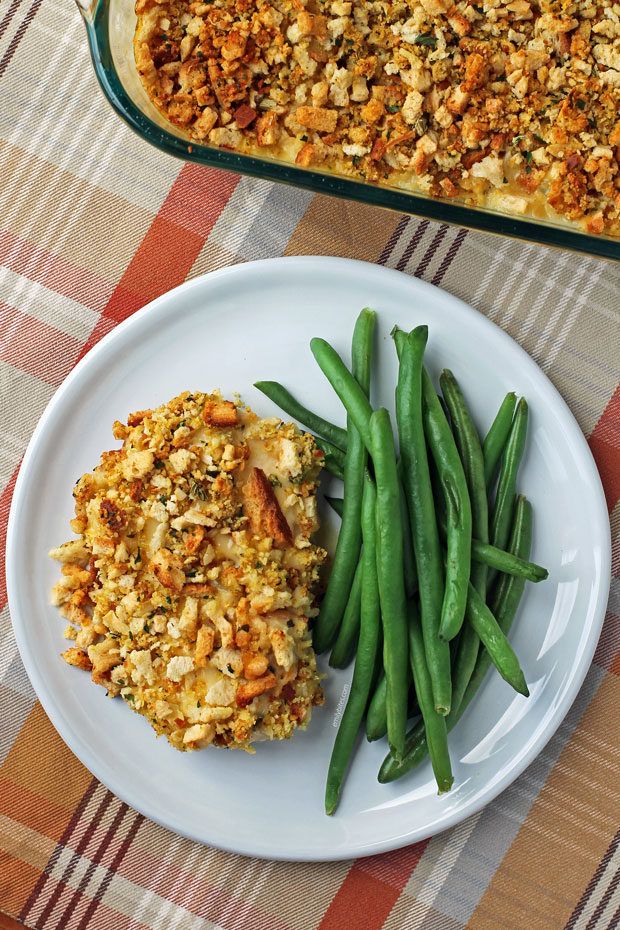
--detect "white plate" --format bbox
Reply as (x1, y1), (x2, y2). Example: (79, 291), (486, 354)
(7, 257), (610, 861)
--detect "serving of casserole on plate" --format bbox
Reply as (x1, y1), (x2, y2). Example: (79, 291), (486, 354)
(49, 391), (326, 754)
(133, 0), (620, 238)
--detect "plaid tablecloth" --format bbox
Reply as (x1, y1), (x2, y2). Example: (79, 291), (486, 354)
(1, 1), (619, 928)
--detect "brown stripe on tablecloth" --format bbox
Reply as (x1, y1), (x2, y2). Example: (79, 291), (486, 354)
(283, 194), (401, 261)
(0, 0), (43, 79)
(0, 0), (24, 42)
(73, 810), (145, 930)
(32, 785), (115, 928)
(583, 860), (620, 929)
(53, 799), (131, 930)
(565, 828), (620, 929)
(395, 219), (429, 271)
(19, 777), (98, 923)
(413, 224), (449, 278)
(377, 215), (409, 265)
(468, 671), (620, 930)
(431, 228), (468, 286)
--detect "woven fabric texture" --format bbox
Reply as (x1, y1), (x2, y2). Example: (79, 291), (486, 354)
(1, 1), (619, 928)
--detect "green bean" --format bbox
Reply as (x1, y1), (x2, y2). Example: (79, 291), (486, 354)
(379, 495), (533, 783)
(253, 380), (348, 450)
(396, 460), (418, 598)
(440, 369), (488, 598)
(433, 502), (547, 583)
(391, 325), (407, 360)
(313, 436), (345, 480)
(310, 338), (374, 452)
(352, 308), (375, 398)
(326, 496), (344, 518)
(370, 408), (409, 760)
(490, 397), (528, 555)
(325, 475), (381, 815)
(396, 328), (451, 714)
(331, 486), (418, 597)
(366, 671), (389, 741)
(465, 582), (529, 696)
(329, 560), (363, 668)
(313, 312), (375, 653)
(471, 539), (547, 582)
(365, 667), (418, 742)
(405, 600), (453, 793)
(463, 495), (532, 702)
(483, 392), (517, 488)
(422, 368), (472, 644)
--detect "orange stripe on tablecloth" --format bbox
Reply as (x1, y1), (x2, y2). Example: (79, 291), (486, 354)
(0, 856), (42, 923)
(588, 383), (620, 513)
(79, 164), (239, 353)
(317, 841), (429, 930)
(0, 777), (89, 846)
(0, 228), (114, 312)
(0, 302), (83, 386)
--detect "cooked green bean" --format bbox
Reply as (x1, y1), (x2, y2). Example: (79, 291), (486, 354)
(253, 380), (348, 450)
(379, 495), (533, 784)
(366, 671), (389, 741)
(310, 338), (374, 452)
(433, 501), (546, 583)
(391, 325), (407, 360)
(396, 460), (418, 598)
(332, 483), (418, 596)
(370, 408), (409, 760)
(313, 312), (375, 653)
(326, 496), (344, 518)
(313, 436), (345, 480)
(405, 600), (453, 793)
(329, 559), (363, 668)
(353, 308), (375, 397)
(490, 397), (528, 556)
(365, 668), (418, 742)
(471, 539), (547, 582)
(465, 582), (529, 696)
(396, 327), (451, 714)
(463, 495), (533, 702)
(440, 369), (488, 597)
(422, 368), (472, 644)
(325, 475), (381, 815)
(483, 392), (517, 488)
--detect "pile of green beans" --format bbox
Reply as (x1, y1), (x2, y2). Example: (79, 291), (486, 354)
(255, 312), (548, 812)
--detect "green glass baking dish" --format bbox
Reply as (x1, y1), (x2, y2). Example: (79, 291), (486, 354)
(77, 0), (620, 261)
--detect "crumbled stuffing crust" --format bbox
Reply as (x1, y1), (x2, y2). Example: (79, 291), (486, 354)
(50, 392), (326, 752)
(134, 0), (620, 236)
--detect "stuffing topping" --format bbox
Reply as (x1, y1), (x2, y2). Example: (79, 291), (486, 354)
(50, 391), (326, 752)
(134, 0), (620, 236)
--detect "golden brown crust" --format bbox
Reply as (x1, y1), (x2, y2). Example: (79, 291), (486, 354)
(134, 0), (620, 236)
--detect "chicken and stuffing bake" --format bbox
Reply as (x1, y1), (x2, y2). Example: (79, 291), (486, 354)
(49, 392), (326, 752)
(134, 0), (620, 237)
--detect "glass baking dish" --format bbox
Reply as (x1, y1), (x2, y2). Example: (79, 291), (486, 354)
(78, 0), (620, 261)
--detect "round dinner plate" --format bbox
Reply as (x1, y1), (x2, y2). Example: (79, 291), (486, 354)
(7, 256), (610, 861)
